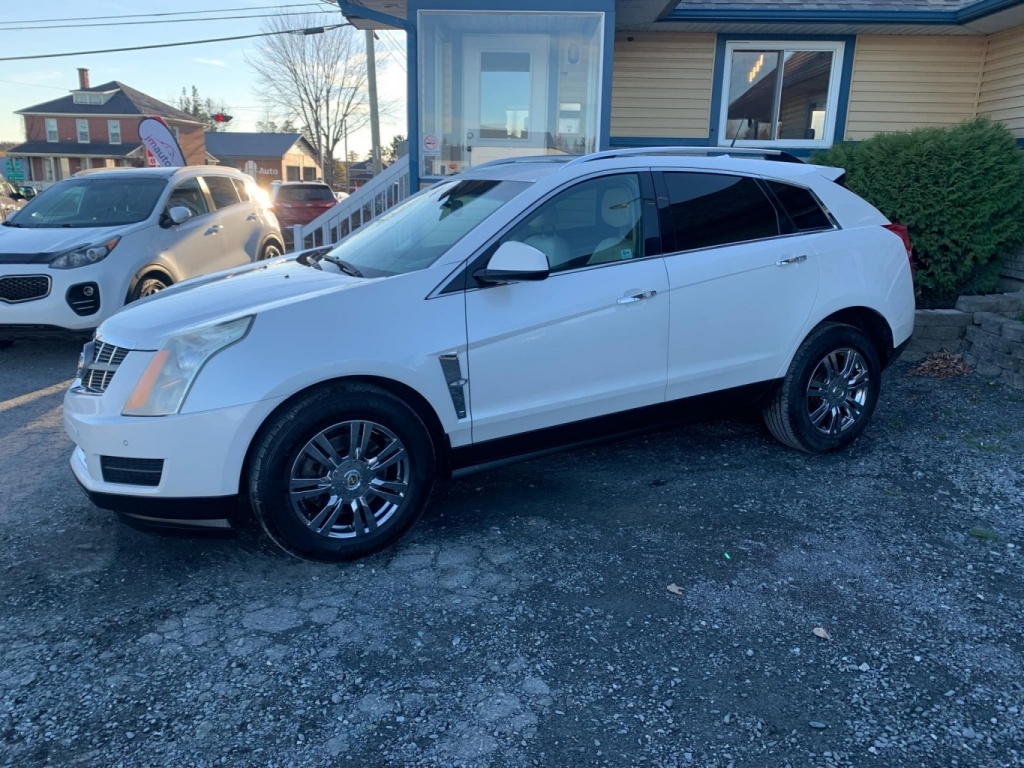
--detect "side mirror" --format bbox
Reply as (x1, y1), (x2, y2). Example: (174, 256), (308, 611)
(473, 241), (550, 285)
(163, 206), (192, 227)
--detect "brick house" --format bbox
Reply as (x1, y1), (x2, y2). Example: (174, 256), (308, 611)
(8, 68), (206, 184)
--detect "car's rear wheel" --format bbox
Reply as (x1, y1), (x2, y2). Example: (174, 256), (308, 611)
(128, 274), (171, 303)
(763, 322), (881, 453)
(248, 384), (436, 561)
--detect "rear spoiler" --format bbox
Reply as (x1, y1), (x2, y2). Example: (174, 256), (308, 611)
(812, 164), (847, 186)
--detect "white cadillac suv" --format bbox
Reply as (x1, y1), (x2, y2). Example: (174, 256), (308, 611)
(63, 149), (915, 561)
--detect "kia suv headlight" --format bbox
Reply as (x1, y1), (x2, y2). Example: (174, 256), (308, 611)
(123, 316), (253, 416)
(49, 237), (121, 269)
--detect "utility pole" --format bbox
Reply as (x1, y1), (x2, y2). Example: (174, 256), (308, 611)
(365, 30), (382, 177)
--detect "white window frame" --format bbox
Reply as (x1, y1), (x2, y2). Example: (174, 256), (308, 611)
(717, 40), (846, 150)
(45, 118), (58, 143)
(43, 157), (55, 181)
(76, 119), (90, 143)
(108, 120), (121, 145)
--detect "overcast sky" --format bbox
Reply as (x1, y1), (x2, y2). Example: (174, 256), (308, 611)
(0, 1), (407, 154)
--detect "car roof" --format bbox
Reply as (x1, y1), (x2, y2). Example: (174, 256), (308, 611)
(71, 165), (246, 180)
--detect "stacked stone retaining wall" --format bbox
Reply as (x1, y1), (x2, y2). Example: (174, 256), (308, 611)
(901, 291), (1024, 390)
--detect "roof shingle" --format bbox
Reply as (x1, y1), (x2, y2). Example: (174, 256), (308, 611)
(16, 81), (200, 124)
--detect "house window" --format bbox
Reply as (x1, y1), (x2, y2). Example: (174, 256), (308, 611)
(72, 93), (103, 105)
(45, 118), (58, 143)
(302, 167), (316, 181)
(108, 120), (121, 145)
(43, 157), (55, 181)
(719, 41), (845, 148)
(76, 119), (90, 143)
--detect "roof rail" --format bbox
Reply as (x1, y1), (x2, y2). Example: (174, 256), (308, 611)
(564, 147), (807, 167)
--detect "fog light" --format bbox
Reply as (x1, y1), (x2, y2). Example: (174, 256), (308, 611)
(83, 285), (95, 297)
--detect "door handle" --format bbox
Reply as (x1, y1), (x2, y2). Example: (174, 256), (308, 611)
(776, 254), (808, 266)
(617, 290), (657, 305)
(246, 213), (258, 221)
(205, 224), (222, 235)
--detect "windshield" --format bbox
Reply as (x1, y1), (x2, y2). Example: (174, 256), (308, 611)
(276, 185), (334, 202)
(322, 178), (529, 277)
(9, 176), (167, 228)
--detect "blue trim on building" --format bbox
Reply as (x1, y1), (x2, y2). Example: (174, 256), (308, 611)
(609, 136), (712, 147)
(664, 0), (1024, 25)
(709, 33), (857, 147)
(599, 7), (616, 150)
(336, 1), (420, 188)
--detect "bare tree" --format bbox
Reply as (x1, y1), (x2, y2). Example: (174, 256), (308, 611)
(247, 12), (373, 187)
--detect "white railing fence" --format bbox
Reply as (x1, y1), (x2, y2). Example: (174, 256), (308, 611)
(292, 156), (411, 252)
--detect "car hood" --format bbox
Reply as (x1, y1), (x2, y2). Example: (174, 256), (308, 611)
(0, 223), (131, 264)
(98, 258), (363, 350)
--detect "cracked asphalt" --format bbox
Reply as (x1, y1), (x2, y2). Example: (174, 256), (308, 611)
(1, 338), (1023, 767)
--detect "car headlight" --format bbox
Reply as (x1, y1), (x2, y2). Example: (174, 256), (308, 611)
(49, 237), (121, 269)
(122, 316), (253, 416)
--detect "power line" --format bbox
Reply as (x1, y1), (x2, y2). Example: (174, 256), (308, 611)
(0, 24), (351, 63)
(0, 79), (68, 91)
(374, 32), (406, 73)
(0, 4), (325, 27)
(0, 10), (336, 33)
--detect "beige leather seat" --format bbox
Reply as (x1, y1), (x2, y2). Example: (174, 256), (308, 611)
(588, 186), (642, 265)
(522, 208), (571, 269)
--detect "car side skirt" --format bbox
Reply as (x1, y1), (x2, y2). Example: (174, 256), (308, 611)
(450, 380), (778, 478)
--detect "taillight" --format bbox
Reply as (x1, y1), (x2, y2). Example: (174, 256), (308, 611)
(883, 223), (914, 274)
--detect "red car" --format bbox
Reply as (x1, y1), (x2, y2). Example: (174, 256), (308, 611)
(271, 182), (338, 229)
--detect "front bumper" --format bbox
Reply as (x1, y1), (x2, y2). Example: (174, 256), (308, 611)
(0, 264), (112, 332)
(64, 364), (287, 523)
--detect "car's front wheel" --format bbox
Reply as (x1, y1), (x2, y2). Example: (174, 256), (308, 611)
(248, 384), (437, 561)
(128, 274), (171, 303)
(763, 322), (881, 453)
(259, 241), (283, 261)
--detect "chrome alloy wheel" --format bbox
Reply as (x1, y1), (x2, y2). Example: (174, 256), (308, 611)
(805, 348), (871, 436)
(289, 420), (409, 538)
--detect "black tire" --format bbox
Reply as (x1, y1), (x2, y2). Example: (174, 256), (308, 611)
(763, 322), (882, 454)
(128, 274), (171, 303)
(248, 383), (436, 561)
(259, 241), (283, 261)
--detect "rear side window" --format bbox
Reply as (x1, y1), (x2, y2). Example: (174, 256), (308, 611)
(203, 175), (241, 210)
(766, 181), (833, 232)
(661, 172), (779, 252)
(276, 184), (334, 202)
(231, 177), (251, 203)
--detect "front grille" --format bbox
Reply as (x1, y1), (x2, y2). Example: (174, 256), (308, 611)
(101, 456), (164, 486)
(81, 341), (129, 392)
(0, 275), (50, 303)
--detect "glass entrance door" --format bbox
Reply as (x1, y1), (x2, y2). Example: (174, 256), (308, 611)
(463, 35), (549, 167)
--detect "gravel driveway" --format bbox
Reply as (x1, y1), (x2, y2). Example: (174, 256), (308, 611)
(1, 339), (1022, 768)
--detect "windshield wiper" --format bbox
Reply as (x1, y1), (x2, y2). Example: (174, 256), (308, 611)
(1, 220), (23, 227)
(318, 254), (363, 278)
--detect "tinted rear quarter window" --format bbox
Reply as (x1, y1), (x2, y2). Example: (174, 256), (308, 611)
(766, 180), (833, 232)
(662, 172), (779, 252)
